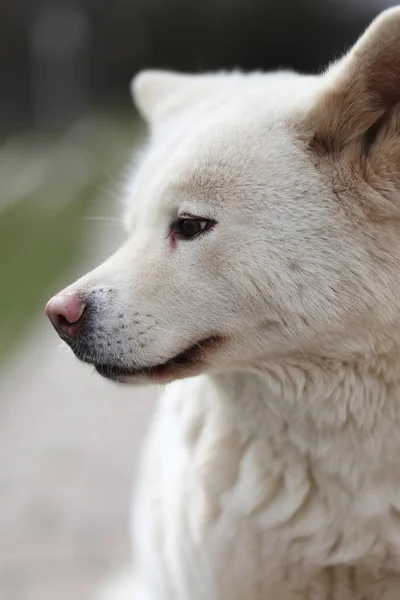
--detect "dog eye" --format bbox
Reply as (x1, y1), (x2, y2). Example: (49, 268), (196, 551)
(175, 218), (215, 239)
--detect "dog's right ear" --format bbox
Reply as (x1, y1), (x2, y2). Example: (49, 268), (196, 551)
(131, 70), (227, 125)
(307, 7), (400, 153)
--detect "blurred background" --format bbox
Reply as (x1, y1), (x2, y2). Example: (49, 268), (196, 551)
(0, 0), (396, 599)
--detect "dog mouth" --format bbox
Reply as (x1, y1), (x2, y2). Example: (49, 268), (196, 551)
(91, 335), (221, 381)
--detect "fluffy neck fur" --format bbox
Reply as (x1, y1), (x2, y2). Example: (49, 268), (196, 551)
(214, 348), (400, 494)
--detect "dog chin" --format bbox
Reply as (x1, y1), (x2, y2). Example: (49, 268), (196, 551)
(89, 335), (223, 385)
(93, 361), (198, 385)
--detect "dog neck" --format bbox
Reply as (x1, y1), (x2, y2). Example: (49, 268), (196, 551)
(213, 349), (400, 490)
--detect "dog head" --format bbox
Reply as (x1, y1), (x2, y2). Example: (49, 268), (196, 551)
(46, 9), (400, 384)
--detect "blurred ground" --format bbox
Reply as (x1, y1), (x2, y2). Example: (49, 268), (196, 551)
(0, 116), (158, 600)
(0, 325), (157, 600)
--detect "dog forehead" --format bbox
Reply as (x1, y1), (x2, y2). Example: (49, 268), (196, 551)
(124, 73), (321, 226)
(129, 121), (290, 213)
(165, 125), (289, 207)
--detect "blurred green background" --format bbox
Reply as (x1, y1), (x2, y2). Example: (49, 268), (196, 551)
(0, 113), (142, 363)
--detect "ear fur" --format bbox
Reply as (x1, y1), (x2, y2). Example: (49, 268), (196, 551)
(309, 7), (400, 152)
(131, 70), (229, 124)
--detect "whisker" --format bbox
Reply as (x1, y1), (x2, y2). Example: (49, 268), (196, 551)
(82, 215), (123, 224)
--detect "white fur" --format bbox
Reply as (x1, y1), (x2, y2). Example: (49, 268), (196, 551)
(60, 8), (400, 599)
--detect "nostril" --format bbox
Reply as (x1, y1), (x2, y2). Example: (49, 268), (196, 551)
(58, 314), (72, 328)
(56, 307), (86, 327)
(57, 313), (81, 327)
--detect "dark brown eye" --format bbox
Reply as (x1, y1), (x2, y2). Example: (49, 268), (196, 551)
(176, 218), (215, 239)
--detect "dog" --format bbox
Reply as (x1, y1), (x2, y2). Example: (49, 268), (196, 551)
(46, 8), (400, 598)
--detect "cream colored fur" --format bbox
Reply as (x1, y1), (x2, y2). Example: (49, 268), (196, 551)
(65, 8), (400, 599)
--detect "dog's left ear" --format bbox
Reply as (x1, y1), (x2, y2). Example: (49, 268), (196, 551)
(131, 70), (227, 125)
(308, 7), (400, 152)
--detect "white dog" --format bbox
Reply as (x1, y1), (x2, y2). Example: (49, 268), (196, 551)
(46, 8), (400, 598)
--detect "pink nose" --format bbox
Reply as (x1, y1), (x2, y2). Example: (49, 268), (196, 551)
(45, 291), (86, 340)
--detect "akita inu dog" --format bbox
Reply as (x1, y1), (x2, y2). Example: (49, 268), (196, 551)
(47, 8), (400, 599)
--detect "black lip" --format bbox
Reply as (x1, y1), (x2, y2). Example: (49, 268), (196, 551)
(92, 336), (219, 381)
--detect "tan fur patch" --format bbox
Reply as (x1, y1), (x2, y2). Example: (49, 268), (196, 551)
(302, 9), (400, 222)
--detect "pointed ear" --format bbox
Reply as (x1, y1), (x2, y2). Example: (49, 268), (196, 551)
(308, 7), (400, 152)
(131, 70), (229, 125)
